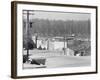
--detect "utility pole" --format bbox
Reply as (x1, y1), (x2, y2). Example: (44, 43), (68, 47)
(23, 10), (34, 62)
(26, 10), (29, 61)
(64, 23), (67, 55)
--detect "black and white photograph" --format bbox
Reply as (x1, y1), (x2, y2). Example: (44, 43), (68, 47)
(23, 10), (91, 69)
(11, 1), (97, 78)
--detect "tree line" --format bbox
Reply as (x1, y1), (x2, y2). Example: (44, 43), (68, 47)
(24, 19), (90, 37)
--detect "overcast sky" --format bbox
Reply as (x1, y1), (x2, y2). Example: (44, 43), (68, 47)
(23, 10), (90, 21)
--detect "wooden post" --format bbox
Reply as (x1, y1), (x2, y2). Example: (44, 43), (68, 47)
(64, 35), (65, 55)
(35, 34), (38, 48)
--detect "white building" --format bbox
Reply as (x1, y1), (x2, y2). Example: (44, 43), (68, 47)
(32, 36), (67, 51)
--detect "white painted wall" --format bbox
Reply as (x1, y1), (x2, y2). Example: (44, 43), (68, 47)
(0, 0), (99, 80)
(53, 41), (67, 50)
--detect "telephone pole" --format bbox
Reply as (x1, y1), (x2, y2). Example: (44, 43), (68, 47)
(26, 10), (29, 61)
(23, 10), (34, 62)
